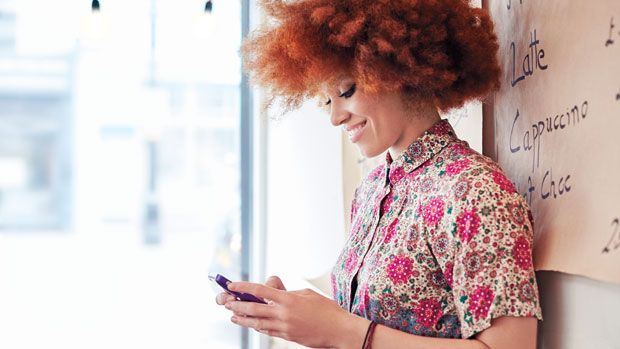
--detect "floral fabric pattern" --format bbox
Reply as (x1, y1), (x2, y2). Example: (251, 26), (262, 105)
(331, 119), (543, 339)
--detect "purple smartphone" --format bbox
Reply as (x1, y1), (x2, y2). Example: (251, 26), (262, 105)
(209, 274), (267, 304)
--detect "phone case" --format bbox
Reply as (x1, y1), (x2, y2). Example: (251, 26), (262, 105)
(209, 274), (267, 304)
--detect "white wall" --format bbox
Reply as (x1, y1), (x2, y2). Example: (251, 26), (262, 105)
(265, 103), (345, 289)
(536, 271), (620, 349)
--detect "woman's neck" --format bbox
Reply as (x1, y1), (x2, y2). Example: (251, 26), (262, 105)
(388, 108), (441, 159)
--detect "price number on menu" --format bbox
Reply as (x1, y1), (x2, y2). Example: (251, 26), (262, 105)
(602, 218), (620, 254)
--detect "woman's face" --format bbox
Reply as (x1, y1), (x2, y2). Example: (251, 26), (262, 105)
(324, 77), (437, 158)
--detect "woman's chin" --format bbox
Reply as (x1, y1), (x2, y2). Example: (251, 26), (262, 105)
(357, 144), (385, 159)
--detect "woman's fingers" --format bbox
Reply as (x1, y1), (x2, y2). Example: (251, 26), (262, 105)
(225, 301), (279, 318)
(228, 282), (286, 304)
(289, 288), (315, 296)
(265, 275), (286, 291)
(216, 292), (236, 305)
(231, 315), (282, 333)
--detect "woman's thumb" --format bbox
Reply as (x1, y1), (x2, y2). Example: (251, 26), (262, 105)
(265, 275), (286, 291)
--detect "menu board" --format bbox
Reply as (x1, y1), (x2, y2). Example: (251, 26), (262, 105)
(486, 1), (620, 283)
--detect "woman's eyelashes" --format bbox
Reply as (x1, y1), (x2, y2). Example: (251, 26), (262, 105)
(339, 83), (356, 98)
(325, 83), (357, 105)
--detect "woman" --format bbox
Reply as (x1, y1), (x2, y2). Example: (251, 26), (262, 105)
(217, 0), (543, 348)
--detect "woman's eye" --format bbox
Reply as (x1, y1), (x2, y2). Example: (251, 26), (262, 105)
(324, 83), (355, 105)
(339, 84), (356, 98)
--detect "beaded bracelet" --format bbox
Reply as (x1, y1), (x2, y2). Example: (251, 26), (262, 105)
(361, 321), (378, 349)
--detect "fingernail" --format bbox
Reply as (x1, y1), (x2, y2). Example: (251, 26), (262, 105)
(231, 316), (238, 323)
(225, 303), (232, 310)
(227, 283), (236, 291)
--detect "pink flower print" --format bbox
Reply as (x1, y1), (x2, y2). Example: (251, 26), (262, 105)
(420, 178), (434, 193)
(349, 217), (362, 237)
(331, 273), (337, 299)
(415, 298), (443, 328)
(465, 251), (483, 277)
(453, 143), (476, 156)
(430, 120), (451, 135)
(508, 203), (525, 224)
(351, 198), (362, 221)
(344, 250), (359, 275)
(389, 166), (405, 184)
(381, 192), (395, 216)
(407, 162), (430, 182)
(491, 171), (517, 193)
(444, 262), (454, 287)
(512, 236), (532, 270)
(408, 142), (424, 158)
(445, 159), (471, 177)
(419, 197), (445, 226)
(386, 255), (414, 284)
(428, 270), (448, 288)
(358, 283), (370, 311)
(469, 286), (495, 320)
(383, 219), (399, 243)
(453, 179), (470, 199)
(433, 234), (450, 256)
(380, 293), (400, 314)
(456, 208), (481, 243)
(449, 148), (461, 161)
(369, 164), (384, 180)
(518, 280), (535, 302)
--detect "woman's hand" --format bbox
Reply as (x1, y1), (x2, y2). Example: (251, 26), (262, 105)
(223, 282), (366, 349)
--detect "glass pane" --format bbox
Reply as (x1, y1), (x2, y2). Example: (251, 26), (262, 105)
(0, 0), (244, 348)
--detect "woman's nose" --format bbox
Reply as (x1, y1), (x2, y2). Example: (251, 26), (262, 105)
(329, 101), (349, 127)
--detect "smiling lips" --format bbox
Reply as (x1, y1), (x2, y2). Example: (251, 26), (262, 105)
(346, 120), (367, 143)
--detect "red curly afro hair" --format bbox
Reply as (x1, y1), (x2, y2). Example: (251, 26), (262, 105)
(241, 0), (501, 112)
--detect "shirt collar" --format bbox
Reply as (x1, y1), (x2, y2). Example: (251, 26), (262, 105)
(384, 119), (458, 185)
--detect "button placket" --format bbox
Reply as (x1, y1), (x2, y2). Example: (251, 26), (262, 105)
(346, 182), (391, 311)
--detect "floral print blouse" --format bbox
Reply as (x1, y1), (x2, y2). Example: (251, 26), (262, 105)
(331, 119), (543, 339)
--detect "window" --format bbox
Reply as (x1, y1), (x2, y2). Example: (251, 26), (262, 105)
(0, 0), (248, 348)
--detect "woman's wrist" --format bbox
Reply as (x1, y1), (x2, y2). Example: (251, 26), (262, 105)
(332, 311), (371, 349)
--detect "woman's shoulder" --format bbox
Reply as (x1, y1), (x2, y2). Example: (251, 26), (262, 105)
(441, 141), (535, 232)
(418, 140), (530, 222)
(440, 141), (519, 193)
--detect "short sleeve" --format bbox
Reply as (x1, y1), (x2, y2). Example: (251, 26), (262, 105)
(431, 164), (543, 338)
